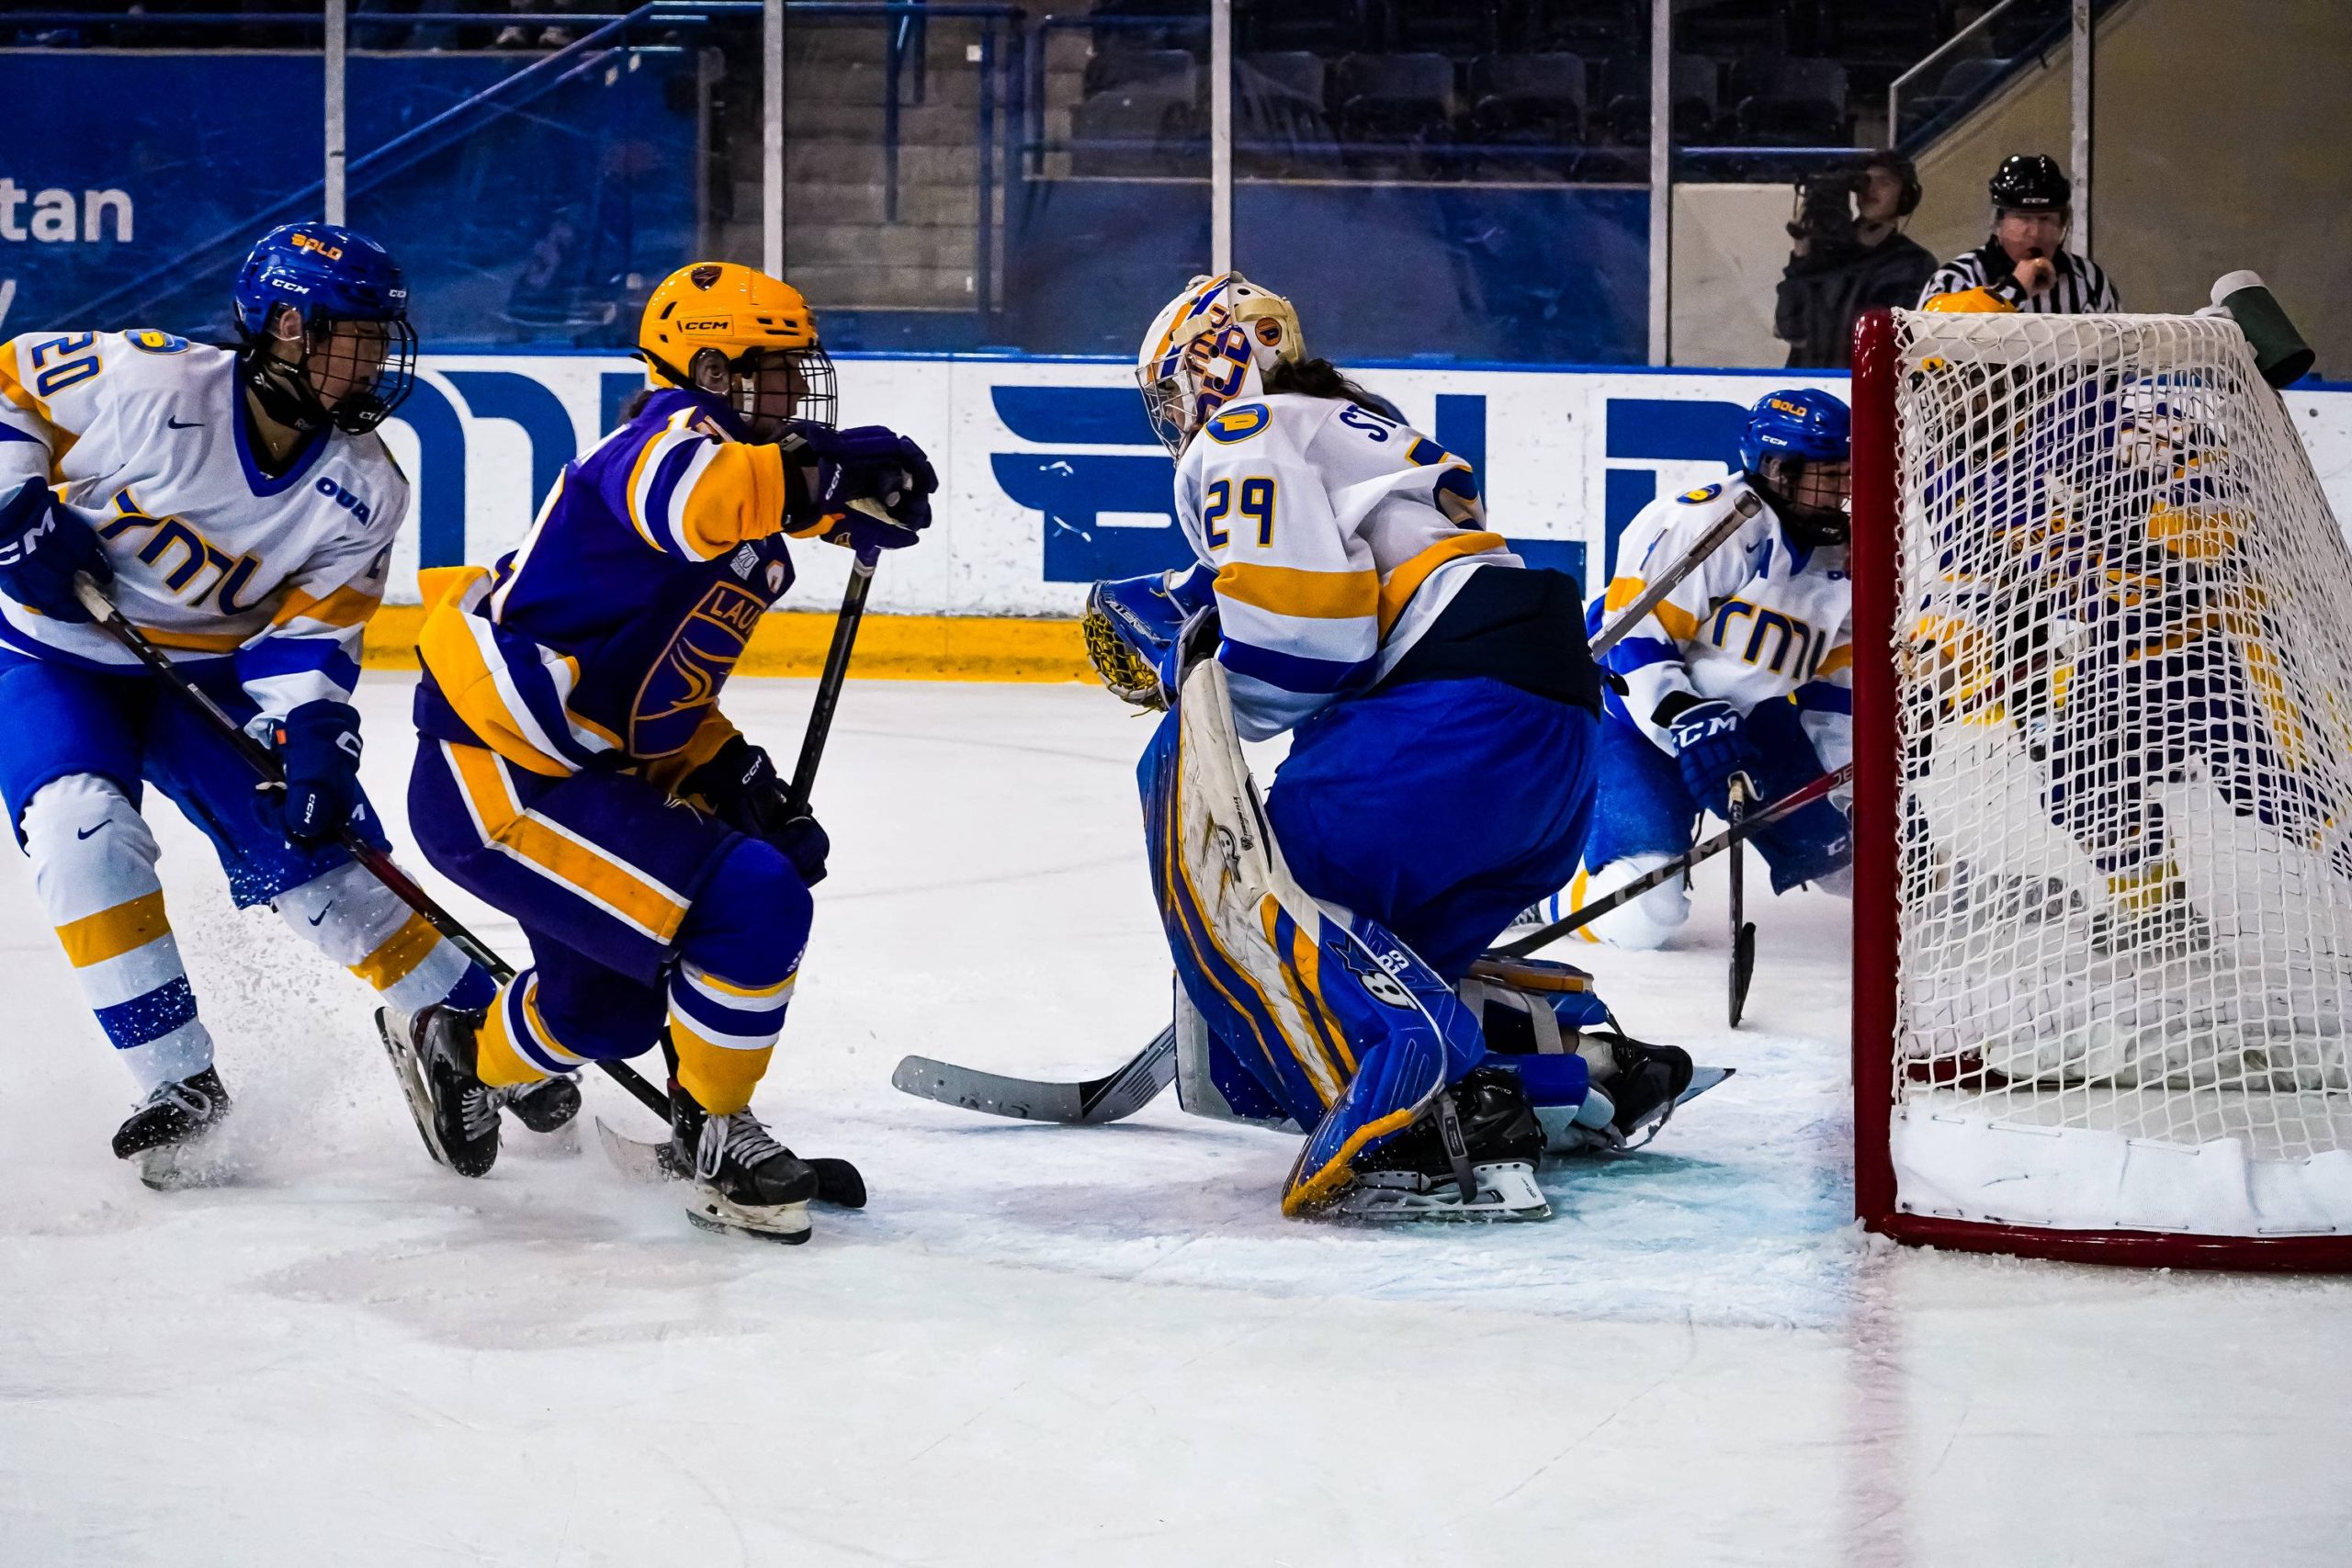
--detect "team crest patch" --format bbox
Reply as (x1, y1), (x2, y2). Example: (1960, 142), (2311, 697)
(764, 560), (787, 593)
(632, 582), (764, 757)
(690, 264), (724, 289)
(126, 330), (190, 355)
(1679, 482), (1724, 503)
(1206, 403), (1270, 444)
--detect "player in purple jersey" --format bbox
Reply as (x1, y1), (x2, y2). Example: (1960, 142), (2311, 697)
(381, 262), (935, 1242)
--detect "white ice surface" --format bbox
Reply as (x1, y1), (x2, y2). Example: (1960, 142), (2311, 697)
(3, 676), (2349, 1565)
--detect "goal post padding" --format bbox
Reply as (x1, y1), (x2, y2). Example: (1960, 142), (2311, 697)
(1850, 306), (2352, 1270)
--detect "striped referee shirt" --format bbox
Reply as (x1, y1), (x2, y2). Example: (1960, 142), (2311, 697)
(1919, 242), (2120, 313)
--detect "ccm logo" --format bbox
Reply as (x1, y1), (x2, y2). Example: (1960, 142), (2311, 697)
(680, 317), (731, 333)
(289, 232), (345, 261)
(314, 476), (373, 524)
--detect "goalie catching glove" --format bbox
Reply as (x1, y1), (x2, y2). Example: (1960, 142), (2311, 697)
(1082, 564), (1216, 708)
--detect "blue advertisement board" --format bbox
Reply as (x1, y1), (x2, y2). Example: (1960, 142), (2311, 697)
(0, 49), (696, 349)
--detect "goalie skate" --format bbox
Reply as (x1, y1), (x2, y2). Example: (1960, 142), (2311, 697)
(1331, 1159), (1550, 1222)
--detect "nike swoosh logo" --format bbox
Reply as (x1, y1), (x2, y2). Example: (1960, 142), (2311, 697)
(76, 822), (108, 840)
(165, 417), (203, 429)
(308, 903), (334, 927)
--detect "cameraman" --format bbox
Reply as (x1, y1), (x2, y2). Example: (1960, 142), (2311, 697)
(1773, 151), (1936, 369)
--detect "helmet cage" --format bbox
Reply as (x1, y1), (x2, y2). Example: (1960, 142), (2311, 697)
(1136, 321), (1256, 457)
(662, 343), (836, 440)
(241, 303), (417, 435)
(1756, 454), (1852, 545)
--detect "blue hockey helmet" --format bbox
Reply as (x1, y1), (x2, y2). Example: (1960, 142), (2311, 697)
(1737, 388), (1851, 474)
(1740, 388), (1852, 546)
(232, 223), (415, 434)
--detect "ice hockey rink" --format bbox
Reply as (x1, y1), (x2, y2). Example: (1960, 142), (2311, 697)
(3, 674), (2347, 1566)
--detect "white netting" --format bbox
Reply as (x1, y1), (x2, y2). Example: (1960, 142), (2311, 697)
(1888, 310), (2352, 1236)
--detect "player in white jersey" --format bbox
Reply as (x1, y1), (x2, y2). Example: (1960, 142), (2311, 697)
(1551, 389), (1857, 950)
(1085, 274), (1696, 1221)
(0, 224), (524, 1185)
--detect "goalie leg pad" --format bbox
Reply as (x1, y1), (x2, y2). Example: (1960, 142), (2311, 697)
(1144, 659), (1484, 1136)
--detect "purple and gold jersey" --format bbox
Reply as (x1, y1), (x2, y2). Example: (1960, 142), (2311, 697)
(416, 387), (820, 782)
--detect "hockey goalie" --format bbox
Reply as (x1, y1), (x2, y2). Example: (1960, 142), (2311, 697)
(1082, 274), (1705, 1222)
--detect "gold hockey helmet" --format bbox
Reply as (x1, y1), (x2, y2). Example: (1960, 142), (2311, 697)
(639, 262), (836, 433)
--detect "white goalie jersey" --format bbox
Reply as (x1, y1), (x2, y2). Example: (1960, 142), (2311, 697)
(1597, 476), (1853, 771)
(1172, 391), (1517, 739)
(0, 328), (406, 720)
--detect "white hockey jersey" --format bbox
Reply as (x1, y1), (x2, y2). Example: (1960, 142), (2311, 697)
(1173, 392), (1516, 739)
(1599, 475), (1852, 771)
(0, 329), (406, 720)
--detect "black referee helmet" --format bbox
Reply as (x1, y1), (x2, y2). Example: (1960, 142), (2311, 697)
(1988, 154), (2070, 212)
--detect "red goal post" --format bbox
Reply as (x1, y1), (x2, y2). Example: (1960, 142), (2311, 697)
(1849, 306), (2352, 1270)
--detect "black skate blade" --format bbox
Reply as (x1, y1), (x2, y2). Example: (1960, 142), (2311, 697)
(595, 1118), (865, 1208)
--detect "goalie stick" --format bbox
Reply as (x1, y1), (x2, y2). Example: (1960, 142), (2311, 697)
(890, 1025), (1179, 1124)
(890, 502), (1772, 1126)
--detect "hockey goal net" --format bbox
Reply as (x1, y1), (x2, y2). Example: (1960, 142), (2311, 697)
(1850, 307), (2352, 1269)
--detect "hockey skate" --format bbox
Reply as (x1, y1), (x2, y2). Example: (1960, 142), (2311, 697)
(503, 1073), (583, 1156)
(114, 1066), (236, 1191)
(1330, 1066), (1552, 1223)
(666, 1085), (819, 1243)
(1541, 1032), (1720, 1156)
(375, 1004), (503, 1178)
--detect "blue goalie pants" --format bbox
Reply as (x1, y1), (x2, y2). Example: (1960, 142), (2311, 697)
(1143, 673), (1599, 1137)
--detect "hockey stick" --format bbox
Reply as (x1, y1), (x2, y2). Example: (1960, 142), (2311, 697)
(891, 1024), (1178, 1124)
(784, 548), (876, 816)
(1727, 776), (1757, 1027)
(888, 502), (1772, 1126)
(1494, 762), (1852, 960)
(1587, 490), (1762, 660)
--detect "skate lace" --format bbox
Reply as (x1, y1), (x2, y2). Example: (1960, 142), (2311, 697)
(460, 1086), (503, 1142)
(695, 1110), (786, 1181)
(142, 1077), (212, 1120)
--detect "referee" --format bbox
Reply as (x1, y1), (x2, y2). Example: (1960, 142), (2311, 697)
(1919, 154), (2120, 314)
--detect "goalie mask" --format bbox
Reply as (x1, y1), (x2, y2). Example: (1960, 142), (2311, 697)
(1136, 273), (1306, 457)
(639, 262), (837, 441)
(1739, 388), (1853, 547)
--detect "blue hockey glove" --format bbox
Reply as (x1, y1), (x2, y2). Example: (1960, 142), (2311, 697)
(267, 700), (365, 848)
(681, 734), (830, 886)
(0, 478), (110, 623)
(787, 423), (937, 553)
(1082, 564), (1213, 708)
(1662, 698), (1759, 819)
